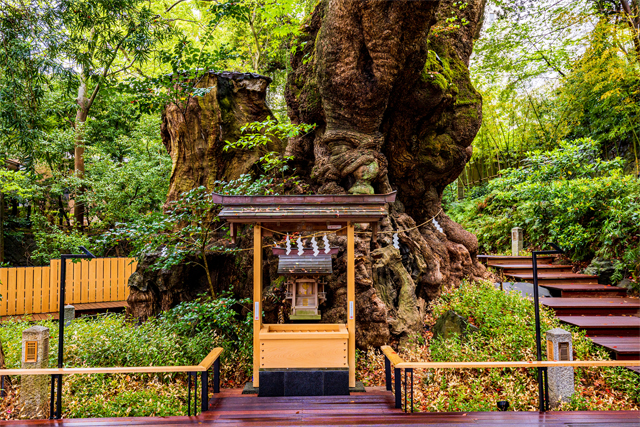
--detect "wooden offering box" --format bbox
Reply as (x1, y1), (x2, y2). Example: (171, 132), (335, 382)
(259, 324), (348, 369)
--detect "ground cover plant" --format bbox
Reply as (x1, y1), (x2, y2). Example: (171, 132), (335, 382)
(356, 280), (640, 412)
(0, 294), (252, 419)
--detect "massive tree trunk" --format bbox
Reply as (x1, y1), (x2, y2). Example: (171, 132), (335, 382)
(128, 0), (488, 347)
(284, 0), (488, 345)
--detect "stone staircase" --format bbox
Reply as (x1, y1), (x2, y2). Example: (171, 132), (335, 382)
(478, 255), (640, 373)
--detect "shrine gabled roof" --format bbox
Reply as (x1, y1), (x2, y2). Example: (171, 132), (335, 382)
(278, 254), (332, 275)
(213, 191), (396, 223)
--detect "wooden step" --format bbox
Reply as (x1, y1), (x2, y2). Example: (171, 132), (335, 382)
(589, 337), (640, 360)
(478, 255), (555, 266)
(557, 316), (640, 336)
(541, 284), (627, 298)
(489, 263), (574, 275)
(506, 272), (599, 285)
(542, 298), (640, 316)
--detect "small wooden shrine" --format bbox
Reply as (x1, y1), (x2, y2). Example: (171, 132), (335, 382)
(274, 246), (338, 321)
(213, 191), (396, 396)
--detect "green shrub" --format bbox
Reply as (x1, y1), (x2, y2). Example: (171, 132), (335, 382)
(449, 138), (640, 280)
(0, 295), (253, 418)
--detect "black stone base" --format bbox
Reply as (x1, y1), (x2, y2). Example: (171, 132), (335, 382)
(258, 370), (349, 397)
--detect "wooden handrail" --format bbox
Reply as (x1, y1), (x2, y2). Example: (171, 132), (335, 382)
(381, 345), (405, 366)
(380, 345), (640, 369)
(0, 347), (223, 376)
(198, 347), (224, 370)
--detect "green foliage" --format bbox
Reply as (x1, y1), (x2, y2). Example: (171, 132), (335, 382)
(99, 186), (239, 297)
(470, 1), (640, 178)
(71, 115), (171, 227)
(0, 170), (33, 198)
(431, 281), (577, 362)
(224, 118), (315, 188)
(30, 213), (93, 265)
(0, 295), (252, 417)
(450, 139), (640, 274)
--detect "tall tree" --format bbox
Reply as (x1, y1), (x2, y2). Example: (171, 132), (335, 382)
(61, 0), (167, 228)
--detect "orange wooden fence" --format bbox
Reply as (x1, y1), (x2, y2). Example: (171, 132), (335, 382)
(0, 258), (137, 316)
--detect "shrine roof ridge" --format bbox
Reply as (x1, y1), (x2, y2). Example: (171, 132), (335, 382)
(211, 191), (397, 206)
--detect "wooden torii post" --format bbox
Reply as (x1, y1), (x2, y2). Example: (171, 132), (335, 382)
(214, 192), (396, 391)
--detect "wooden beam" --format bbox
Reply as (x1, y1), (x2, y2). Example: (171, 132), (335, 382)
(347, 222), (355, 387)
(394, 360), (640, 369)
(253, 223), (263, 387)
(0, 347), (224, 375)
(378, 345), (640, 369)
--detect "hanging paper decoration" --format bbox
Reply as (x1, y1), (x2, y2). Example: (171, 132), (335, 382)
(392, 233), (400, 249)
(286, 234), (291, 255)
(311, 236), (319, 256)
(432, 218), (444, 234)
(273, 241), (279, 248)
(297, 236), (304, 256)
(323, 234), (330, 254)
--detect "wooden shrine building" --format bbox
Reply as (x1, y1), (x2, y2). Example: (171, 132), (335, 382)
(213, 191), (396, 396)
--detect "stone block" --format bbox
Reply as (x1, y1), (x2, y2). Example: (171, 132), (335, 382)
(511, 227), (523, 256)
(323, 371), (349, 395)
(285, 371), (323, 396)
(19, 326), (50, 419)
(432, 310), (479, 341)
(546, 328), (574, 407)
(258, 371), (284, 397)
(64, 305), (75, 326)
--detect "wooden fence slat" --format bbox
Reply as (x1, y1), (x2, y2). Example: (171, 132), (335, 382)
(80, 260), (88, 304)
(32, 267), (42, 314)
(0, 268), (8, 316)
(118, 258), (126, 301)
(113, 258), (120, 302)
(109, 259), (116, 302)
(25, 268), (34, 314)
(41, 266), (50, 314)
(112, 258), (119, 301)
(96, 258), (105, 303)
(125, 259), (136, 300)
(88, 259), (95, 303)
(105, 258), (113, 302)
(50, 260), (60, 314)
(7, 269), (17, 315)
(71, 260), (81, 305)
(16, 268), (25, 315)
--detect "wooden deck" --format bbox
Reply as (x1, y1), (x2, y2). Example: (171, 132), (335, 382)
(1, 388), (639, 426)
(0, 301), (127, 322)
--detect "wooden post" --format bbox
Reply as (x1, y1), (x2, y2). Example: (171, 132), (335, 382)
(253, 224), (263, 387)
(347, 222), (355, 388)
